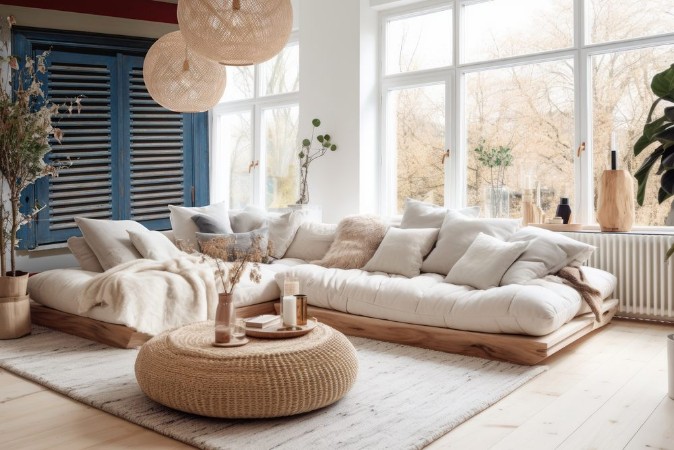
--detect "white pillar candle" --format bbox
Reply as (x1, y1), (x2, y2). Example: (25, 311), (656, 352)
(282, 295), (297, 327)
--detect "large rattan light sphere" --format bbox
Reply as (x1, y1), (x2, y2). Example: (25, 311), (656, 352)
(177, 0), (293, 66)
(143, 31), (227, 113)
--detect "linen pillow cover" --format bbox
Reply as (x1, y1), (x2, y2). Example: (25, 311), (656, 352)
(67, 236), (104, 272)
(284, 222), (338, 261)
(363, 227), (439, 278)
(445, 233), (529, 289)
(191, 213), (233, 234)
(128, 230), (184, 261)
(266, 211), (304, 259)
(500, 226), (596, 285)
(312, 215), (389, 269)
(400, 198), (480, 229)
(230, 205), (267, 233)
(168, 202), (231, 248)
(75, 217), (148, 271)
(421, 211), (521, 275)
(195, 227), (269, 262)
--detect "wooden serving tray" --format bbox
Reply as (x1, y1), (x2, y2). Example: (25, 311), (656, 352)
(245, 319), (317, 339)
(529, 223), (584, 232)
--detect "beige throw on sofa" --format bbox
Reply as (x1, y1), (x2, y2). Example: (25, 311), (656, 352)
(76, 256), (219, 335)
(555, 266), (603, 322)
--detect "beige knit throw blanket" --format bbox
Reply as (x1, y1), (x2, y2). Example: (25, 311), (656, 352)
(555, 266), (603, 322)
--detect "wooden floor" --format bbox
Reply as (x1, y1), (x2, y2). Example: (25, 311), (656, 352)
(1, 319), (673, 449)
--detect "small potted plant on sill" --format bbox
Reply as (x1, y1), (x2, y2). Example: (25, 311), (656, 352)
(0, 17), (75, 323)
(295, 118), (338, 206)
(474, 141), (513, 218)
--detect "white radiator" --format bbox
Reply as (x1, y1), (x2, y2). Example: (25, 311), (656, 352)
(564, 232), (674, 322)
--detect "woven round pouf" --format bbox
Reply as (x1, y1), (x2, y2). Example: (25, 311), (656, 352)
(135, 322), (358, 418)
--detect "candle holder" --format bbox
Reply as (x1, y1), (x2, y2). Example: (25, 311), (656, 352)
(295, 294), (308, 326)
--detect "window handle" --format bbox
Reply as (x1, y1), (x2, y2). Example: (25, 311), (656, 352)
(248, 160), (259, 173)
(441, 149), (451, 165)
(576, 141), (586, 158)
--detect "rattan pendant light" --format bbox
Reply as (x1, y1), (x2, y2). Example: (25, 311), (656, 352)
(177, 0), (293, 66)
(143, 31), (227, 113)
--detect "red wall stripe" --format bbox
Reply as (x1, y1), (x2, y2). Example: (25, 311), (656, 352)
(2, 0), (178, 24)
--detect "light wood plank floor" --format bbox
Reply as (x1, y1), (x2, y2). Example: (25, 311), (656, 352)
(1, 319), (672, 449)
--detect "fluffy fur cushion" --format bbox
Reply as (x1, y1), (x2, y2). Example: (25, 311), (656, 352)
(312, 215), (389, 269)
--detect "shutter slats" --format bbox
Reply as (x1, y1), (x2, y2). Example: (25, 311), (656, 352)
(46, 62), (113, 233)
(128, 66), (186, 221)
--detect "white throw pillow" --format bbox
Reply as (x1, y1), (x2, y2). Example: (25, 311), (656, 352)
(421, 211), (521, 275)
(230, 205), (267, 233)
(75, 217), (148, 271)
(267, 211), (304, 259)
(445, 233), (528, 289)
(128, 230), (184, 261)
(67, 237), (104, 272)
(400, 198), (480, 229)
(363, 227), (439, 278)
(284, 222), (338, 261)
(500, 226), (596, 285)
(168, 202), (231, 249)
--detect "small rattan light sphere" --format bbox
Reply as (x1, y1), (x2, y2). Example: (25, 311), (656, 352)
(143, 31), (227, 113)
(177, 0), (293, 66)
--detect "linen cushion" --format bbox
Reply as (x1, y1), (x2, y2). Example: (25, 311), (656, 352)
(500, 226), (596, 285)
(421, 211), (521, 275)
(284, 222), (338, 261)
(191, 213), (233, 234)
(67, 237), (104, 273)
(75, 217), (148, 271)
(267, 211), (304, 259)
(128, 230), (184, 261)
(168, 202), (231, 248)
(363, 227), (439, 278)
(400, 198), (480, 229)
(445, 233), (528, 289)
(312, 215), (389, 269)
(196, 227), (269, 262)
(230, 205), (267, 233)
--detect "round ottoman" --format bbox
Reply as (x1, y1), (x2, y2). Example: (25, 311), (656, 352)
(134, 321), (358, 418)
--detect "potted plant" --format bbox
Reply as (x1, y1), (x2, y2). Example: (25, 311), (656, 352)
(0, 17), (71, 296)
(474, 141), (513, 218)
(296, 118), (337, 205)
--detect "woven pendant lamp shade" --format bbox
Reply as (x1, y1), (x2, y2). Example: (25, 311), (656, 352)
(143, 31), (227, 113)
(177, 0), (293, 66)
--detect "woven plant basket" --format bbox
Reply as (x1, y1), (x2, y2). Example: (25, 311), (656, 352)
(143, 31), (227, 113)
(177, 0), (293, 66)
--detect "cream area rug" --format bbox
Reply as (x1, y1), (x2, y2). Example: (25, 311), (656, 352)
(0, 327), (545, 449)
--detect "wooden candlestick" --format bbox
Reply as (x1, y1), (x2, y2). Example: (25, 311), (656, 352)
(596, 169), (635, 232)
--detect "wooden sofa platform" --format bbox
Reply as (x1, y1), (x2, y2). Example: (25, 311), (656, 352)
(30, 298), (617, 364)
(29, 300), (276, 349)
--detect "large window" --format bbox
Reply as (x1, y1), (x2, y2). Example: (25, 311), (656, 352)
(212, 37), (299, 209)
(13, 29), (209, 248)
(380, 0), (674, 226)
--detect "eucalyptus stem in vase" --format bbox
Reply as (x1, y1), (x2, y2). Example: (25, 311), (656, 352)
(296, 118), (338, 205)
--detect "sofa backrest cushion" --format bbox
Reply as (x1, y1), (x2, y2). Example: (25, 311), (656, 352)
(500, 226), (596, 285)
(230, 205), (267, 233)
(445, 232), (529, 289)
(75, 217), (148, 271)
(267, 211), (304, 259)
(400, 198), (480, 229)
(363, 227), (439, 278)
(312, 215), (388, 269)
(169, 202), (231, 249)
(67, 236), (104, 273)
(284, 222), (338, 261)
(421, 211), (521, 275)
(128, 230), (185, 261)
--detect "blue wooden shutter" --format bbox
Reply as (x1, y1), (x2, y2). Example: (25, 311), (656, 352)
(33, 51), (119, 245)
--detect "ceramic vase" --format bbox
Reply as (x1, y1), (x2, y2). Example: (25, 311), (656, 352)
(214, 293), (235, 344)
(555, 197), (572, 224)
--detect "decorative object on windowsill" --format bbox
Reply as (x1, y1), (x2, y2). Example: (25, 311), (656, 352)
(177, 0), (293, 66)
(143, 31), (227, 113)
(598, 133), (635, 233)
(474, 141), (513, 218)
(296, 118), (338, 205)
(555, 197), (572, 224)
(197, 234), (264, 346)
(633, 64), (674, 254)
(522, 186), (544, 226)
(0, 16), (78, 338)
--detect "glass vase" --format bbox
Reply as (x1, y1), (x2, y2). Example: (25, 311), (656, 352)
(214, 293), (235, 344)
(483, 186), (510, 218)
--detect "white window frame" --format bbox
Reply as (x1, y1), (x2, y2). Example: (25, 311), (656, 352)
(378, 0), (674, 224)
(211, 32), (299, 208)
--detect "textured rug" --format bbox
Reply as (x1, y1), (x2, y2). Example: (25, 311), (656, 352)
(0, 327), (545, 449)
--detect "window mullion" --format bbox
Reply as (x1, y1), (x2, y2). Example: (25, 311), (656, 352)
(447, 0), (462, 209)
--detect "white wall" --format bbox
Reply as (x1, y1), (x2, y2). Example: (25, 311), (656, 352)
(298, 0), (378, 223)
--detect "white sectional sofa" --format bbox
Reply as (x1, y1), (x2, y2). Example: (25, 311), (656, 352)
(27, 200), (618, 364)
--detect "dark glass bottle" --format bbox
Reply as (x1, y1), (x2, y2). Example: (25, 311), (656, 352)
(556, 197), (572, 224)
